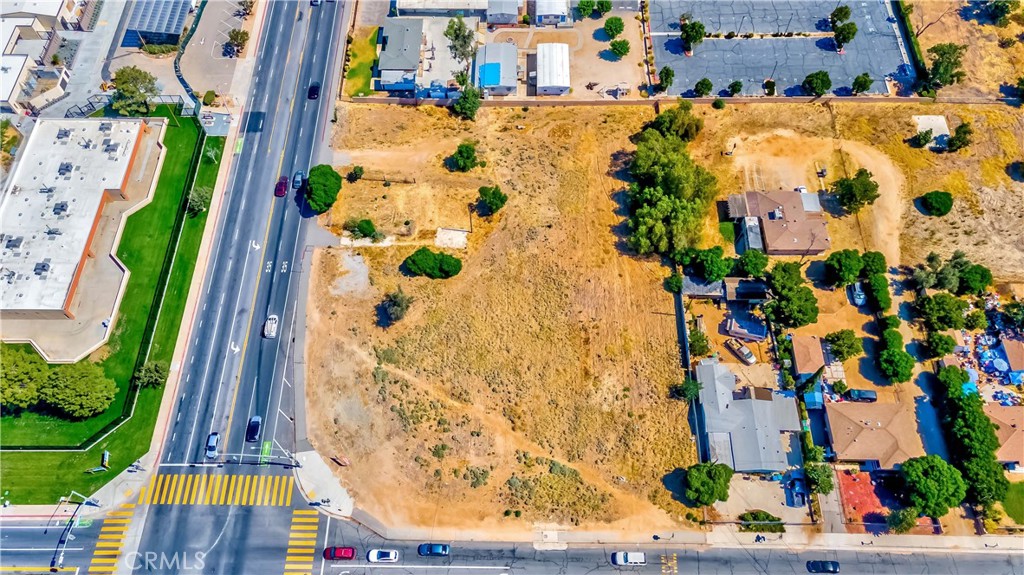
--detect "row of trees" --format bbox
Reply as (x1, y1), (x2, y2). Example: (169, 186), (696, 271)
(823, 248), (887, 287)
(576, 0), (613, 18)
(626, 102), (717, 257)
(910, 251), (993, 297)
(674, 246), (769, 283)
(1, 347), (119, 419)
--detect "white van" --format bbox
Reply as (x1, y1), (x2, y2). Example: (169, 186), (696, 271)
(611, 552), (646, 566)
(263, 315), (279, 339)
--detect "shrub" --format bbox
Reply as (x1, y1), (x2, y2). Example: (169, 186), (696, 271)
(887, 507), (919, 533)
(305, 164), (343, 214)
(346, 165), (364, 183)
(805, 462), (835, 494)
(727, 80), (743, 96)
(689, 325), (711, 357)
(764, 79), (776, 96)
(711, 98), (726, 109)
(832, 380), (848, 394)
(964, 310), (988, 331)
(833, 168), (880, 213)
(202, 90), (216, 106)
(448, 141), (480, 172)
(685, 462), (733, 506)
(39, 362), (118, 419)
(920, 190), (953, 216)
(133, 362), (168, 388)
(664, 271), (683, 293)
(738, 510), (785, 532)
(478, 185), (508, 215)
(609, 39), (631, 58)
(946, 122), (973, 152)
(694, 78), (713, 97)
(603, 16), (625, 39)
(909, 129), (933, 148)
(383, 288), (414, 321)
(802, 70), (832, 96)
(452, 86), (482, 120)
(404, 247), (463, 279)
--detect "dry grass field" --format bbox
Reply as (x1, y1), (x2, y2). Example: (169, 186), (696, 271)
(907, 0), (1024, 99)
(307, 104), (696, 533)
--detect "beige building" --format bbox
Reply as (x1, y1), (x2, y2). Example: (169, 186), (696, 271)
(824, 401), (925, 470)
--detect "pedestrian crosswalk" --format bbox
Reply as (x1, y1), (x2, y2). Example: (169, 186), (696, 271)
(283, 509), (320, 575)
(140, 473), (295, 506)
(85, 502), (137, 574)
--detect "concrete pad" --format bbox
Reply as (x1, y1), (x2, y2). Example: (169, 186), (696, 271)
(435, 227), (468, 249)
(420, 16), (479, 88)
(715, 473), (812, 525)
(293, 450), (354, 517)
(912, 115), (950, 150)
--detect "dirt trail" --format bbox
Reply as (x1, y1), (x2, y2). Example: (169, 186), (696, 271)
(839, 141), (905, 266)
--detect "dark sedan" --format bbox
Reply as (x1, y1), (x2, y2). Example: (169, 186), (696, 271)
(417, 543), (450, 557)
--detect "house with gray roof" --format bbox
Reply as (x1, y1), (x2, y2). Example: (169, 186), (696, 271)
(474, 42), (518, 96)
(487, 0), (520, 24)
(376, 19), (424, 92)
(696, 357), (801, 473)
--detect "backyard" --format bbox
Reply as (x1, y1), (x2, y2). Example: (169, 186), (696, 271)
(0, 108), (224, 503)
(344, 26), (379, 97)
(307, 103), (697, 533)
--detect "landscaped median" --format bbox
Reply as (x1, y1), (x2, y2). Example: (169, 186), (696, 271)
(0, 107), (224, 503)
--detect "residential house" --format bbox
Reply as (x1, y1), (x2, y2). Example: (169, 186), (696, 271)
(727, 191), (830, 256)
(724, 278), (769, 304)
(486, 0), (520, 25)
(376, 19), (424, 92)
(1001, 338), (1024, 385)
(1, 14), (71, 114)
(680, 275), (724, 300)
(535, 42), (569, 95)
(696, 357), (801, 473)
(824, 401), (925, 470)
(534, 0), (569, 26)
(474, 42), (517, 96)
(984, 404), (1023, 471)
(792, 334), (825, 381)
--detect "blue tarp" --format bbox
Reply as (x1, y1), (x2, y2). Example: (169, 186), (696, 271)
(479, 62), (501, 87)
(962, 382), (979, 395)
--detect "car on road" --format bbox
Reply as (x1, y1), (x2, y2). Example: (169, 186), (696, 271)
(724, 338), (757, 365)
(843, 389), (878, 403)
(322, 546), (355, 560)
(292, 170), (305, 189)
(274, 176), (288, 197)
(849, 282), (866, 306)
(367, 549), (399, 563)
(807, 560), (841, 573)
(307, 82), (321, 100)
(417, 543), (450, 557)
(263, 315), (279, 339)
(245, 416), (262, 442)
(204, 432), (220, 459)
(611, 552), (647, 566)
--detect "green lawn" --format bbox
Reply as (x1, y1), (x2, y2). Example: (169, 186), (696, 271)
(0, 109), (224, 503)
(1003, 481), (1024, 525)
(344, 27), (379, 97)
(718, 221), (736, 244)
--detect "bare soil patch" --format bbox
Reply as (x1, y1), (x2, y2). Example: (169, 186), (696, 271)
(308, 104), (696, 533)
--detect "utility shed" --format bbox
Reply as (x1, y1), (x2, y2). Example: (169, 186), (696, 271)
(120, 0), (191, 48)
(475, 42), (518, 96)
(535, 42), (569, 95)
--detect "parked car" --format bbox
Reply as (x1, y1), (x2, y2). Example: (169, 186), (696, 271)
(789, 478), (807, 507)
(843, 389), (878, 403)
(849, 282), (866, 306)
(807, 560), (841, 573)
(322, 547), (355, 560)
(204, 432), (220, 459)
(292, 170), (305, 189)
(724, 338), (757, 365)
(417, 543), (450, 557)
(610, 552), (647, 566)
(245, 416), (262, 442)
(367, 549), (399, 563)
(274, 176), (288, 197)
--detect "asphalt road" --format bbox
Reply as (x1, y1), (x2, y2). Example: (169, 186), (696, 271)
(0, 517), (101, 573)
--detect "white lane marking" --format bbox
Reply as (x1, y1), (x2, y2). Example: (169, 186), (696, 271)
(319, 516), (331, 575)
(182, 290), (227, 462)
(3, 547), (86, 552)
(240, 375), (259, 463)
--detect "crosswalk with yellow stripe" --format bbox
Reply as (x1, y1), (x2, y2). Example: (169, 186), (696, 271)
(284, 509), (321, 575)
(139, 473), (295, 506)
(85, 502), (137, 574)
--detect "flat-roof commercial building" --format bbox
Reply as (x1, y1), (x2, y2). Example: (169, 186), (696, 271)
(535, 42), (569, 95)
(0, 119), (145, 319)
(120, 0), (191, 48)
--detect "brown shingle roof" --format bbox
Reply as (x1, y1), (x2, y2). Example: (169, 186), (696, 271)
(728, 191), (830, 255)
(1002, 339), (1024, 372)
(825, 401), (925, 469)
(792, 334), (825, 375)
(984, 404), (1023, 465)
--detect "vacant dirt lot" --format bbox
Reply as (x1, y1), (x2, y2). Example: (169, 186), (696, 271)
(307, 104), (695, 533)
(907, 0), (1024, 99)
(688, 102), (1024, 282)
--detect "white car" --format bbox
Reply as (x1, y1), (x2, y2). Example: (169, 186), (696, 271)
(850, 282), (866, 306)
(263, 314), (279, 339)
(611, 552), (647, 566)
(367, 549), (399, 563)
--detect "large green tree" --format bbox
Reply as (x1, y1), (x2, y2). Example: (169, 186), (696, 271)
(657, 66), (675, 93)
(851, 72), (872, 95)
(694, 78), (713, 97)
(764, 262), (819, 328)
(901, 455), (967, 518)
(693, 246), (733, 282)
(444, 16), (476, 62)
(647, 101), (704, 141)
(133, 362), (168, 388)
(825, 329), (863, 362)
(830, 5), (852, 28)
(805, 462), (835, 494)
(833, 168), (880, 213)
(685, 462), (733, 506)
(802, 70), (832, 96)
(825, 249), (864, 286)
(861, 251), (887, 277)
(404, 247), (462, 279)
(736, 249), (768, 278)
(878, 348), (915, 383)
(448, 141), (480, 172)
(833, 21), (858, 48)
(39, 362), (117, 419)
(680, 20), (706, 51)
(478, 185), (508, 215)
(577, 0), (595, 17)
(453, 85), (482, 121)
(918, 293), (968, 331)
(111, 66), (158, 117)
(927, 43), (967, 89)
(0, 347), (46, 411)
(305, 164), (342, 214)
(603, 16), (625, 39)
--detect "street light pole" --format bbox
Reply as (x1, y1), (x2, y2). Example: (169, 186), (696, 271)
(51, 491), (99, 572)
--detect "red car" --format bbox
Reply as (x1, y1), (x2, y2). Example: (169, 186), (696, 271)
(274, 176), (288, 197)
(323, 547), (356, 560)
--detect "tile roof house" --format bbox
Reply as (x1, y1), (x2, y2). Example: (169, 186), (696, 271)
(824, 401), (925, 470)
(791, 334), (825, 380)
(984, 403), (1023, 469)
(727, 191), (830, 256)
(696, 357), (801, 473)
(1002, 339), (1024, 374)
(376, 19), (424, 92)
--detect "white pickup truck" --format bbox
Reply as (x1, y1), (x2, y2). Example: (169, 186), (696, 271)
(263, 315), (279, 339)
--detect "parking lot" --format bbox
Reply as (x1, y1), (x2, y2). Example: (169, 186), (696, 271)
(649, 0), (913, 96)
